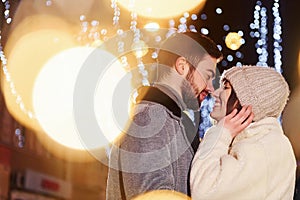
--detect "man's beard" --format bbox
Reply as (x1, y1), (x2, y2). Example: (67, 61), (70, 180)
(181, 69), (200, 111)
(186, 67), (201, 96)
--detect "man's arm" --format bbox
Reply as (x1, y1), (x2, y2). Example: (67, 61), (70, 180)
(116, 103), (178, 199)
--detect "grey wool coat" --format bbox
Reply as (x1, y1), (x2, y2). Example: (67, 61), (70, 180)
(106, 84), (200, 200)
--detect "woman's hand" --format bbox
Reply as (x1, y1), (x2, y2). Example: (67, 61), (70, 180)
(219, 105), (254, 138)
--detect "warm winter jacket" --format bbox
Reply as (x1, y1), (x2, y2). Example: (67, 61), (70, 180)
(106, 84), (199, 200)
(190, 117), (297, 200)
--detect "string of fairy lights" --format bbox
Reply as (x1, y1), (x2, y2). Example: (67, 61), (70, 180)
(249, 0), (283, 72)
(272, 0), (283, 73)
(1, 0), (11, 24)
(0, 0), (284, 144)
(0, 0), (25, 147)
(250, 1), (269, 67)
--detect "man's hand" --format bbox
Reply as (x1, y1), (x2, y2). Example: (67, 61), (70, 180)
(220, 105), (254, 138)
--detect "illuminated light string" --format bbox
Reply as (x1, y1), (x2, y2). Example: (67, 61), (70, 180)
(199, 96), (214, 138)
(111, 0), (121, 26)
(272, 0), (283, 73)
(178, 12), (189, 33)
(130, 11), (150, 86)
(0, 0), (26, 147)
(76, 15), (106, 46)
(272, 0), (283, 123)
(250, 0), (283, 71)
(1, 30), (28, 148)
(251, 1), (267, 66)
(89, 20), (101, 42)
(2, 0), (12, 24)
(1, 49), (27, 148)
(197, 7), (224, 137)
(111, 0), (126, 54)
(112, 0), (150, 86)
(15, 127), (25, 148)
(0, 43), (35, 120)
(76, 15), (88, 44)
(189, 14), (198, 32)
(258, 6), (268, 66)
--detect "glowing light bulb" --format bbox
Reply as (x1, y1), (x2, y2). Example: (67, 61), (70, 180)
(117, 0), (206, 19)
(225, 32), (243, 50)
(144, 22), (160, 31)
(131, 40), (149, 58)
(132, 190), (191, 200)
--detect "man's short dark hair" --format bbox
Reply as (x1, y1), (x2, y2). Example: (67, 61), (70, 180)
(158, 31), (223, 68)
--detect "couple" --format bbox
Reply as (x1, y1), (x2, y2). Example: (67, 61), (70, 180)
(106, 31), (296, 200)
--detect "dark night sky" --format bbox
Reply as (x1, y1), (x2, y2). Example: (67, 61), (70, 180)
(281, 0), (300, 91)
(197, 0), (300, 92)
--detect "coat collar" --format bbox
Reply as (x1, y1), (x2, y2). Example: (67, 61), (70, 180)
(233, 117), (283, 143)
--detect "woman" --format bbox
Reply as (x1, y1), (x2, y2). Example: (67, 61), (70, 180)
(190, 65), (297, 200)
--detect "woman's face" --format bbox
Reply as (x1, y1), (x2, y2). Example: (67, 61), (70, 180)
(210, 80), (232, 121)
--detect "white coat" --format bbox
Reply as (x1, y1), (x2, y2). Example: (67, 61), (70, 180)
(190, 117), (297, 200)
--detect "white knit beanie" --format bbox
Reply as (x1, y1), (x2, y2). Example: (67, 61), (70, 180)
(221, 65), (290, 121)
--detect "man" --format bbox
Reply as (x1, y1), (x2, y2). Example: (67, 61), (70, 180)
(106, 31), (252, 200)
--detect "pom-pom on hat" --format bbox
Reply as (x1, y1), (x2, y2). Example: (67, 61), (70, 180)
(221, 65), (290, 121)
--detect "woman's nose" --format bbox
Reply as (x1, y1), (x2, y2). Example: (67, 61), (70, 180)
(206, 81), (215, 94)
(211, 88), (220, 98)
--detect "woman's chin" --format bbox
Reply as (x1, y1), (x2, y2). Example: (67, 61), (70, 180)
(210, 112), (224, 122)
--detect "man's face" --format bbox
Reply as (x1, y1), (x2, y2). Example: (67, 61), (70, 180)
(187, 55), (217, 103)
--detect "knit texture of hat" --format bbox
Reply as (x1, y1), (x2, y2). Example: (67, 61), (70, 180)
(221, 65), (290, 121)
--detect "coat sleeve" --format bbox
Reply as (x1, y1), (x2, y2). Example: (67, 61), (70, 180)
(111, 103), (179, 199)
(190, 124), (268, 200)
(120, 133), (175, 199)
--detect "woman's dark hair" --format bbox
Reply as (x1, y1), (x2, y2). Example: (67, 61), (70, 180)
(224, 79), (242, 115)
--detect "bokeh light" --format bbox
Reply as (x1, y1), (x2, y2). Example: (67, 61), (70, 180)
(144, 22), (160, 31)
(33, 47), (101, 150)
(117, 0), (206, 19)
(1, 15), (76, 132)
(132, 40), (149, 58)
(132, 190), (191, 200)
(225, 32), (243, 50)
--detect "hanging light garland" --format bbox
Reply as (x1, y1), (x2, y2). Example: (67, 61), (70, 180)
(112, 0), (121, 26)
(178, 12), (189, 33)
(249, 1), (283, 71)
(0, 3), (31, 120)
(250, 1), (269, 67)
(1, 0), (26, 148)
(130, 10), (150, 86)
(272, 0), (283, 73)
(2, 0), (12, 24)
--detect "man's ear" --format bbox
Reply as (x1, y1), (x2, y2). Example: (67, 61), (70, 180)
(175, 57), (189, 76)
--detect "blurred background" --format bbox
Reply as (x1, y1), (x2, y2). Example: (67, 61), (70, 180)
(0, 0), (299, 199)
